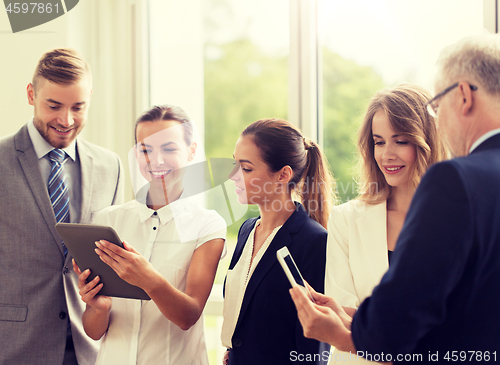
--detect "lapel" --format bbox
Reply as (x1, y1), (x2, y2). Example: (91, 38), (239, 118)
(77, 140), (94, 223)
(15, 125), (65, 258)
(234, 203), (309, 331)
(229, 216), (260, 270)
(354, 201), (388, 284)
(229, 218), (257, 270)
(223, 217), (256, 299)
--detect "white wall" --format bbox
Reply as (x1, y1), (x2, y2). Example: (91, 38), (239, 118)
(149, 0), (204, 130)
(0, 5), (68, 137)
(0, 1), (149, 200)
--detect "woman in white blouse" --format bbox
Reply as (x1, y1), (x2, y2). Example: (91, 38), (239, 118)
(222, 118), (335, 365)
(325, 85), (446, 364)
(73, 105), (226, 365)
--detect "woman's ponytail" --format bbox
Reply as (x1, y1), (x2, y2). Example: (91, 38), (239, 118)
(298, 138), (335, 229)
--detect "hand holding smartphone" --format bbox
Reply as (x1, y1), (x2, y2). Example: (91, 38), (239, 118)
(276, 246), (315, 303)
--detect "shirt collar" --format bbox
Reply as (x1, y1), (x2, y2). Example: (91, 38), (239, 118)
(136, 191), (191, 225)
(136, 201), (173, 225)
(27, 118), (77, 161)
(469, 128), (500, 154)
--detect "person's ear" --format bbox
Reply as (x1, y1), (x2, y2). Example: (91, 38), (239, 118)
(188, 142), (197, 162)
(458, 82), (474, 116)
(134, 144), (140, 161)
(277, 165), (293, 184)
(27, 83), (35, 105)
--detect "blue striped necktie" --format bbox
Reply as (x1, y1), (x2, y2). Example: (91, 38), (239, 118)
(47, 149), (70, 256)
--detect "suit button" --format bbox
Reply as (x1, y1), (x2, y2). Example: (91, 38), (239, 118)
(233, 338), (242, 348)
(59, 311), (67, 320)
(63, 267), (69, 274)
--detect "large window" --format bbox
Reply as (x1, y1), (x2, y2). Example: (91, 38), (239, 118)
(147, 1), (490, 363)
(319, 0), (484, 202)
(202, 1), (290, 361)
(204, 0), (290, 161)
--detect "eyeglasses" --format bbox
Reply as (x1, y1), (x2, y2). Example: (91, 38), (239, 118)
(426, 82), (478, 118)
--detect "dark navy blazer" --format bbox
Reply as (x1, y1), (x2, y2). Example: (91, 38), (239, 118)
(226, 203), (330, 365)
(352, 133), (500, 363)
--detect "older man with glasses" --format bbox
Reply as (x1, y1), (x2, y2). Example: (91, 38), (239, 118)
(290, 32), (500, 364)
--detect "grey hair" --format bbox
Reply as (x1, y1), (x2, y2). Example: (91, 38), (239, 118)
(436, 33), (500, 95)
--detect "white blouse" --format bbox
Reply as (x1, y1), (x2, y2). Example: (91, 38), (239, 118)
(221, 219), (282, 348)
(91, 198), (226, 365)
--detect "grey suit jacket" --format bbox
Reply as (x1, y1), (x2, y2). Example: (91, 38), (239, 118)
(0, 124), (124, 365)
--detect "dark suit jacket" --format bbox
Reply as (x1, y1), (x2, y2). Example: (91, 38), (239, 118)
(352, 133), (500, 363)
(226, 203), (329, 365)
(0, 124), (124, 365)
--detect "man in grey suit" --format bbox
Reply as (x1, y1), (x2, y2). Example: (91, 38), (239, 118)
(0, 48), (124, 365)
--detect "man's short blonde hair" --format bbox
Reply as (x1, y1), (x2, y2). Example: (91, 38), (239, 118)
(32, 48), (91, 92)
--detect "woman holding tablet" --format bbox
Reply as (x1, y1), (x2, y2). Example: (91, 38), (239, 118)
(325, 85), (446, 364)
(74, 105), (226, 365)
(221, 118), (334, 364)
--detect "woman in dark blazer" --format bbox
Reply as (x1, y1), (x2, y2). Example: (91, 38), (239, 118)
(222, 118), (335, 364)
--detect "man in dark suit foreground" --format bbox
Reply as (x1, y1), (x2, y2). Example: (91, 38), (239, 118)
(0, 48), (124, 364)
(291, 33), (500, 363)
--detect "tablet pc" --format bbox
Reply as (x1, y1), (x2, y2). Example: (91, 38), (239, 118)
(55, 223), (150, 300)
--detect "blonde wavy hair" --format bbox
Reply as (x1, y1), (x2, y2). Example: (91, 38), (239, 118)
(357, 84), (447, 204)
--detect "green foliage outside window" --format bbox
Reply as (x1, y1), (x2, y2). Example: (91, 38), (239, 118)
(204, 40), (385, 231)
(322, 48), (385, 203)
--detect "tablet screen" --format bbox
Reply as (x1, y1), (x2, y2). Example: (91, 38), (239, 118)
(56, 223), (150, 300)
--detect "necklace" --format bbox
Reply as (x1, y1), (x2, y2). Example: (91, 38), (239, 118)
(251, 224), (282, 259)
(244, 222), (283, 286)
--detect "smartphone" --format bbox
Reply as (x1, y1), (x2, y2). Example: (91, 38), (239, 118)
(276, 246), (315, 302)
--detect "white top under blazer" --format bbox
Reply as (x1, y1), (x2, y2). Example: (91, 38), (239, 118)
(325, 199), (389, 364)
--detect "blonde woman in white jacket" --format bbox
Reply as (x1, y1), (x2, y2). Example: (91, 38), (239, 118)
(325, 84), (446, 364)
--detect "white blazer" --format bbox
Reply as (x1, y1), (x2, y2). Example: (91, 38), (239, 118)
(326, 199), (389, 307)
(325, 200), (389, 364)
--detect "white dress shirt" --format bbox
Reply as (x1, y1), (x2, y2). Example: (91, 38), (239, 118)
(27, 118), (82, 221)
(469, 128), (500, 153)
(92, 197), (226, 365)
